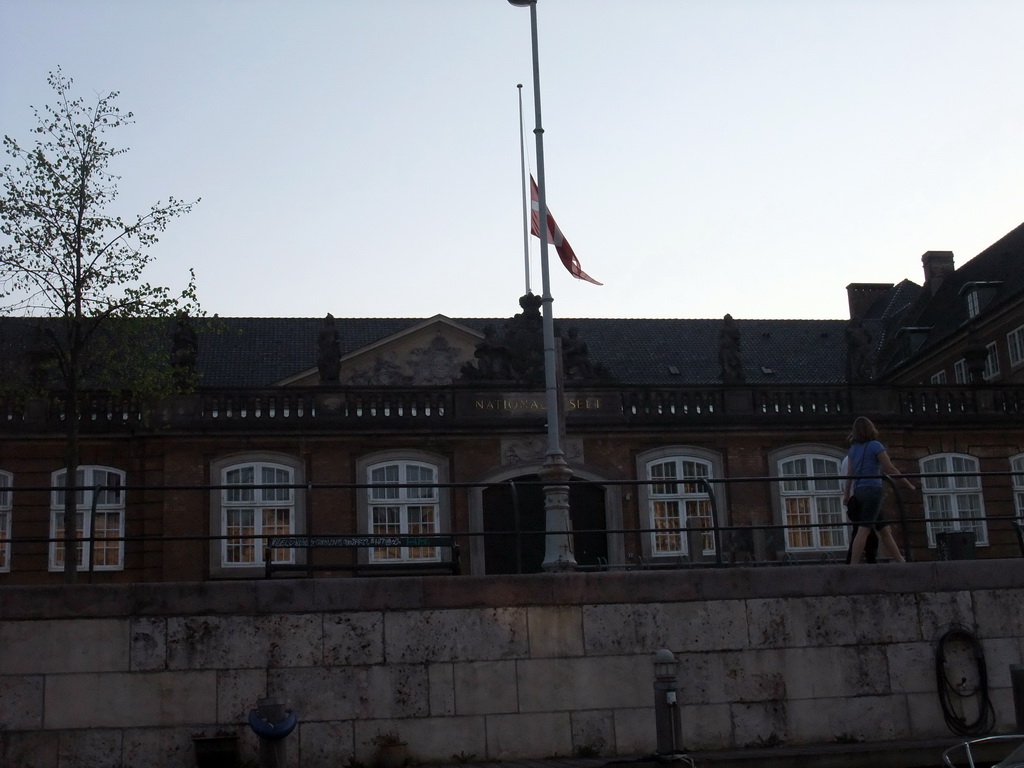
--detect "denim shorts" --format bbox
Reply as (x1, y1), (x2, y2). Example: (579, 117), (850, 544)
(852, 486), (887, 530)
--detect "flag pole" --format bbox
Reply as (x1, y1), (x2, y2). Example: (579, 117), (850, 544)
(508, 0), (576, 572)
(517, 83), (531, 295)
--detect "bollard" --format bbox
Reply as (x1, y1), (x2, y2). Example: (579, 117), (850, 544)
(653, 649), (684, 755)
(248, 697), (297, 768)
(1012, 664), (1024, 731)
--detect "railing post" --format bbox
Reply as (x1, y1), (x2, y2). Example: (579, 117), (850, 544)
(1011, 664), (1024, 731)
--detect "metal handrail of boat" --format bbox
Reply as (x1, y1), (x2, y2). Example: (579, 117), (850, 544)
(942, 734), (1024, 768)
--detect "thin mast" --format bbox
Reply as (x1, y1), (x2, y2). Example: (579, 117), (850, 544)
(517, 83), (531, 294)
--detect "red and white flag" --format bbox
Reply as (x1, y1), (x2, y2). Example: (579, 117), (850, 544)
(530, 175), (602, 285)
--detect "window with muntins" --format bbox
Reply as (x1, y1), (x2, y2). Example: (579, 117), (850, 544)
(1009, 326), (1024, 368)
(49, 466), (125, 571)
(1012, 455), (1024, 524)
(920, 453), (987, 546)
(953, 358), (968, 384)
(983, 342), (1000, 380)
(0, 471), (11, 572)
(645, 456), (715, 557)
(221, 461), (296, 567)
(930, 370), (947, 384)
(966, 290), (981, 319)
(367, 460), (440, 561)
(778, 455), (847, 551)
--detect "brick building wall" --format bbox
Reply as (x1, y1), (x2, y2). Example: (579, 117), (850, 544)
(1, 384), (1023, 583)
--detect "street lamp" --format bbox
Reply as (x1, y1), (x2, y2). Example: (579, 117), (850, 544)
(507, 0), (576, 572)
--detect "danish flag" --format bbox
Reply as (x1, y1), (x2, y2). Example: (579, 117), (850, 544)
(530, 175), (602, 285)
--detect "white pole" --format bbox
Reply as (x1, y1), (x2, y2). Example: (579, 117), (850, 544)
(517, 83), (532, 295)
(509, 0), (576, 571)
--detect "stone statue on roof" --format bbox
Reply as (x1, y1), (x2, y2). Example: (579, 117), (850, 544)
(317, 313), (341, 383)
(719, 314), (744, 383)
(504, 293), (545, 384)
(459, 294), (611, 385)
(561, 326), (593, 380)
(475, 324), (511, 380)
(846, 320), (873, 382)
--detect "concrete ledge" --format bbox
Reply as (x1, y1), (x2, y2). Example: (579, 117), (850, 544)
(6, 561), (1024, 622)
(2, 560), (1024, 619)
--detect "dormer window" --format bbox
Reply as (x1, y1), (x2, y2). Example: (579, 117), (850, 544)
(960, 281), (1003, 319)
(895, 326), (931, 358)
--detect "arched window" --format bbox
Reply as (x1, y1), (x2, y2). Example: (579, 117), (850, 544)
(776, 452), (847, 552)
(215, 457), (299, 570)
(920, 453), (987, 546)
(367, 460), (439, 562)
(637, 447), (723, 559)
(49, 466), (125, 571)
(0, 470), (11, 572)
(357, 451), (450, 564)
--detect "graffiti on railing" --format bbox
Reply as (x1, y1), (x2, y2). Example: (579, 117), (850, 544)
(268, 535), (449, 548)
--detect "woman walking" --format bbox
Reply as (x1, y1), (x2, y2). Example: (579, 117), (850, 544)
(844, 416), (916, 564)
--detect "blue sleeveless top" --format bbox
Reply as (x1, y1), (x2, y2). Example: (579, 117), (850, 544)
(849, 440), (884, 489)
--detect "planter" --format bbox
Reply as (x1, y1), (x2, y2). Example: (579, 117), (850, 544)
(375, 742), (408, 768)
(192, 734), (240, 768)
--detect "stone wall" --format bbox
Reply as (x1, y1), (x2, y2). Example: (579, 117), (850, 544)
(2, 562), (1023, 768)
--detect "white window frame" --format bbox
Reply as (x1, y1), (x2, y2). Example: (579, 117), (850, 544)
(983, 342), (1000, 380)
(637, 447), (723, 559)
(953, 358), (968, 384)
(777, 453), (848, 552)
(930, 370), (947, 384)
(215, 457), (298, 571)
(920, 453), (987, 547)
(366, 459), (441, 562)
(356, 451), (450, 565)
(1008, 325), (1024, 369)
(966, 290), (981, 319)
(49, 466), (125, 571)
(0, 471), (11, 572)
(1011, 454), (1024, 524)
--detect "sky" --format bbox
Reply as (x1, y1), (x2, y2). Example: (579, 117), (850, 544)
(3, 0), (1024, 322)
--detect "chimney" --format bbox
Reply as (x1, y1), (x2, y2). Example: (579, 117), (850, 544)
(847, 283), (894, 321)
(921, 251), (955, 296)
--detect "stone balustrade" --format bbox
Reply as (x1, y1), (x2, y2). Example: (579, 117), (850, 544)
(2, 384), (1022, 434)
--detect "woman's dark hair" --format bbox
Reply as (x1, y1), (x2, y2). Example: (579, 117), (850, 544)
(848, 416), (879, 445)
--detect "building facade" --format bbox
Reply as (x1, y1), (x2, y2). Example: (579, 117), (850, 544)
(2, 224), (1024, 584)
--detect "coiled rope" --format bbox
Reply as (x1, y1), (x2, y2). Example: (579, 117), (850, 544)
(935, 626), (996, 736)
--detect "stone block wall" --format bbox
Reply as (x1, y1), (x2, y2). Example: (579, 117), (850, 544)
(1, 562), (1023, 768)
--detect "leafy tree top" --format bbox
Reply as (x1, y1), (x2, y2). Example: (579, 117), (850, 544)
(0, 68), (202, 396)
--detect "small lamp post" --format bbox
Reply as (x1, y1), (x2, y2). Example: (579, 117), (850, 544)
(653, 649), (684, 755)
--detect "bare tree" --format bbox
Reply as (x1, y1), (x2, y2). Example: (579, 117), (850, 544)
(0, 69), (201, 581)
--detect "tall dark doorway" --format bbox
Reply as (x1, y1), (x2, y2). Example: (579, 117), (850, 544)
(481, 475), (607, 574)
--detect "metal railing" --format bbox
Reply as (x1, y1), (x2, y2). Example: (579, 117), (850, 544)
(2, 469), (1022, 579)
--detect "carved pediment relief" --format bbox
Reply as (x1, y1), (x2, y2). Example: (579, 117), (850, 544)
(348, 333), (470, 386)
(278, 301), (612, 388)
(281, 316), (484, 387)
